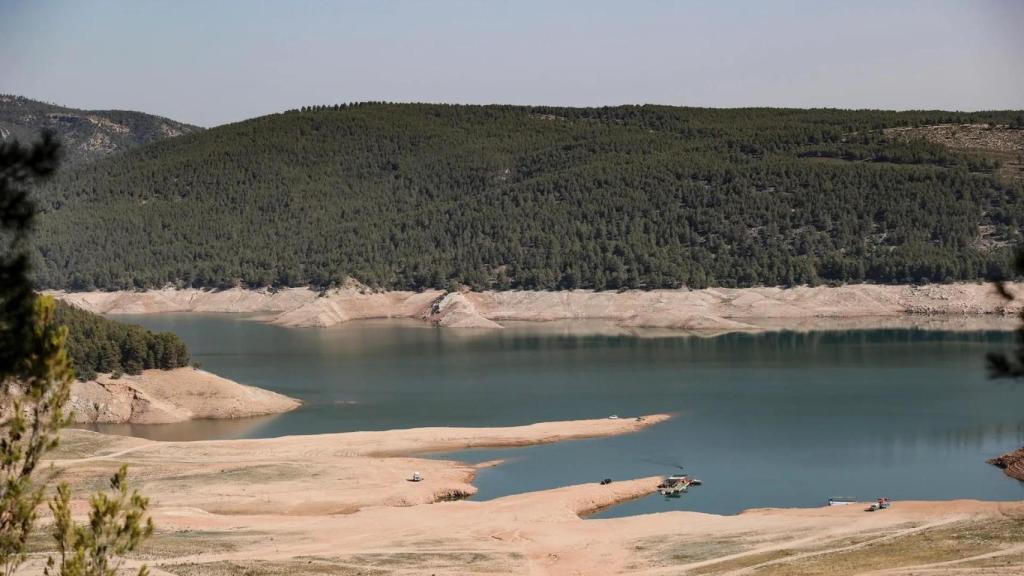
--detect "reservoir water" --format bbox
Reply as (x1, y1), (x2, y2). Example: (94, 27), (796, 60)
(95, 314), (1024, 516)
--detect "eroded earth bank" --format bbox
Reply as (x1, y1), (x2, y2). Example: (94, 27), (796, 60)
(50, 282), (1024, 331)
(68, 368), (301, 424)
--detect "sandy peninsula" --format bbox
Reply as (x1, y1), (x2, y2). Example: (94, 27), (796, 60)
(49, 281), (1024, 331)
(68, 368), (301, 424)
(38, 415), (1024, 576)
(50, 415), (669, 515)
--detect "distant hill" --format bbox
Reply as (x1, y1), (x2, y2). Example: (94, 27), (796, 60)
(31, 103), (1024, 291)
(0, 94), (202, 166)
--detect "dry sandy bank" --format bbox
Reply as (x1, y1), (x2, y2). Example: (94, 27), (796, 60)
(68, 368), (301, 424)
(49, 281), (1024, 331)
(42, 415), (1024, 576)
(51, 415), (668, 515)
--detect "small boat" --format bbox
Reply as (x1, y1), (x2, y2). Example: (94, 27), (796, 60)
(866, 497), (891, 512)
(657, 474), (702, 495)
(827, 496), (856, 506)
(657, 474), (702, 488)
(657, 474), (685, 488)
(660, 483), (687, 496)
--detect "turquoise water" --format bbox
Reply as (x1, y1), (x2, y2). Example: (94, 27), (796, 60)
(94, 315), (1024, 516)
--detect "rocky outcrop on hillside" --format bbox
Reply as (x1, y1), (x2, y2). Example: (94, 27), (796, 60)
(0, 94), (201, 165)
(428, 292), (502, 328)
(885, 123), (1024, 181)
(885, 124), (1024, 155)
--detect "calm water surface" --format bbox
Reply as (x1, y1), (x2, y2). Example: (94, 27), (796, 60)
(96, 314), (1024, 517)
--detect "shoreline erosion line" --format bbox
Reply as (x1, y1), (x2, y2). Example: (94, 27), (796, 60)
(48, 282), (1024, 331)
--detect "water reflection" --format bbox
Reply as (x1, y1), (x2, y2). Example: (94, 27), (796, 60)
(75, 412), (289, 441)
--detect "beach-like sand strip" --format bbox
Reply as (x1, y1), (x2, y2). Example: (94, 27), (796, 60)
(50, 414), (670, 515)
(43, 415), (1024, 576)
(48, 281), (1023, 330)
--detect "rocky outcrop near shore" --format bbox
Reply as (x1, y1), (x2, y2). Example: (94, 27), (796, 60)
(49, 282), (1023, 332)
(988, 447), (1024, 482)
(427, 291), (502, 328)
(69, 368), (301, 424)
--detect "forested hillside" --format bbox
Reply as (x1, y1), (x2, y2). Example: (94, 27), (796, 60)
(54, 300), (190, 380)
(32, 104), (1024, 291)
(0, 95), (201, 166)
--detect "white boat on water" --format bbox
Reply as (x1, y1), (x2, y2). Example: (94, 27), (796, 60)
(827, 497), (856, 506)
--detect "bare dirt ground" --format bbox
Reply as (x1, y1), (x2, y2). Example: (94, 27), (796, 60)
(69, 368), (301, 424)
(48, 282), (1024, 332)
(21, 416), (1024, 576)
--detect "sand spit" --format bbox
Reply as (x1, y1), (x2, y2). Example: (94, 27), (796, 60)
(49, 282), (1024, 331)
(989, 447), (1024, 482)
(41, 416), (1024, 576)
(50, 415), (667, 516)
(68, 368), (301, 424)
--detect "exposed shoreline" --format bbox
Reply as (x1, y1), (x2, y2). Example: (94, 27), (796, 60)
(45, 286), (1024, 573)
(48, 281), (1024, 332)
(68, 367), (301, 424)
(46, 416), (1024, 576)
(51, 415), (670, 515)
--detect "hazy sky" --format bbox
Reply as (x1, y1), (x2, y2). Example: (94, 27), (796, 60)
(2, 0), (1022, 127)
